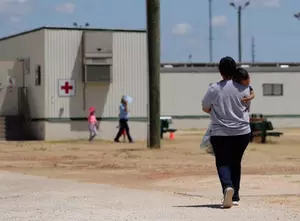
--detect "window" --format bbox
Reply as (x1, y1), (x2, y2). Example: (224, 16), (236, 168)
(262, 83), (283, 96)
(35, 65), (41, 86)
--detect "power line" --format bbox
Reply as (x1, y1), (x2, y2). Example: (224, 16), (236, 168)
(208, 0), (213, 62)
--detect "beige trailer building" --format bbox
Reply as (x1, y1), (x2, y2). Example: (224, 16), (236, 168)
(161, 63), (300, 130)
(0, 27), (148, 140)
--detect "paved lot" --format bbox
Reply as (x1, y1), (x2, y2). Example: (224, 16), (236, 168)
(0, 172), (299, 221)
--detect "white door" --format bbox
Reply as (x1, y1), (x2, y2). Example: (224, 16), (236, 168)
(0, 61), (23, 116)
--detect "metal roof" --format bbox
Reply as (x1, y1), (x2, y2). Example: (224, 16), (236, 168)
(161, 62), (300, 72)
(160, 67), (300, 73)
(0, 26), (146, 41)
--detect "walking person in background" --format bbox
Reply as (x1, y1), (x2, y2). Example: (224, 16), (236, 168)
(121, 128), (127, 142)
(201, 56), (251, 208)
(114, 96), (133, 143)
(88, 107), (98, 142)
(116, 124), (127, 142)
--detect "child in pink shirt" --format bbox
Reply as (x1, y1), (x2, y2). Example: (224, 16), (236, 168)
(88, 107), (98, 142)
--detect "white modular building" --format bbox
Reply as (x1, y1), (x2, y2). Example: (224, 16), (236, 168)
(0, 27), (148, 140)
(161, 63), (300, 130)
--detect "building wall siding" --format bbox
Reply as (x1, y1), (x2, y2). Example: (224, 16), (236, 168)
(161, 72), (220, 116)
(0, 30), (45, 118)
(161, 72), (300, 116)
(44, 29), (83, 119)
(111, 32), (148, 118)
(44, 30), (148, 119)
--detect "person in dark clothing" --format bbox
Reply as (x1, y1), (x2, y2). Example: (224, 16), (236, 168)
(202, 56), (252, 208)
(114, 96), (133, 143)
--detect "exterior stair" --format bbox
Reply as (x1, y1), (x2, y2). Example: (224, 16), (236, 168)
(0, 116), (32, 141)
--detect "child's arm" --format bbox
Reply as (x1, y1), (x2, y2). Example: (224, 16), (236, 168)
(241, 87), (255, 102)
(202, 107), (211, 113)
(95, 117), (99, 129)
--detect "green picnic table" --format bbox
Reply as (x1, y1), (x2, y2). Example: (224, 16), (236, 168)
(160, 116), (177, 139)
(250, 114), (283, 143)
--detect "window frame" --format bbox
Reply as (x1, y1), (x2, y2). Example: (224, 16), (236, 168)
(262, 83), (283, 96)
(35, 65), (41, 86)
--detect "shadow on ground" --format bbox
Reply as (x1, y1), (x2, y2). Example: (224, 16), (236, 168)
(173, 204), (222, 209)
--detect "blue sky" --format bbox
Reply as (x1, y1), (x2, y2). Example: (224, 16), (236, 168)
(0, 0), (299, 62)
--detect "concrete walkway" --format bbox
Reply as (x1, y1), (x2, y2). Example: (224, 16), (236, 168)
(0, 172), (299, 221)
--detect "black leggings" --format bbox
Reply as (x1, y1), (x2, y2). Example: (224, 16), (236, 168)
(210, 133), (250, 201)
(115, 119), (133, 142)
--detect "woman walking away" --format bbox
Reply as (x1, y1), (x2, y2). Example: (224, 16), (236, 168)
(88, 107), (98, 142)
(201, 67), (255, 155)
(201, 56), (251, 208)
(114, 96), (133, 143)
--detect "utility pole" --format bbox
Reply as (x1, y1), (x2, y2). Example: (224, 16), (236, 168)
(230, 1), (250, 62)
(251, 36), (255, 63)
(146, 0), (161, 149)
(208, 0), (213, 62)
(237, 6), (242, 62)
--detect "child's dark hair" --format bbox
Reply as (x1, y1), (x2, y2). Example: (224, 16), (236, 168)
(235, 67), (250, 82)
(218, 56), (237, 78)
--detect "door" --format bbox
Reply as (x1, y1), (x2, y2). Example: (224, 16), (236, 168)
(0, 61), (23, 116)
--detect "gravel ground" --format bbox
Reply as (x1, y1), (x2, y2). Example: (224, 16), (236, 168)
(0, 172), (299, 221)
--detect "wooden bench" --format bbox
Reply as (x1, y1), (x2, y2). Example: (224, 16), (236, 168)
(160, 116), (177, 139)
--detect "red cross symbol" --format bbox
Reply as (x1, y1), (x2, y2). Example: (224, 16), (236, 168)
(61, 81), (73, 94)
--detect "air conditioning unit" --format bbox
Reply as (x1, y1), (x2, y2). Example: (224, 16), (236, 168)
(83, 56), (112, 83)
(82, 31), (113, 83)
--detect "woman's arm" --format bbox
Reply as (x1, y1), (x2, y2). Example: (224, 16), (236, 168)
(124, 102), (128, 112)
(202, 86), (214, 114)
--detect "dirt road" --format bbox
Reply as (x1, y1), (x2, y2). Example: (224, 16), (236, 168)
(0, 172), (299, 221)
(0, 128), (299, 220)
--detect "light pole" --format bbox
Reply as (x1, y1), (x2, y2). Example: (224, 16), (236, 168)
(208, 0), (213, 62)
(73, 22), (90, 28)
(230, 1), (250, 62)
(294, 12), (300, 20)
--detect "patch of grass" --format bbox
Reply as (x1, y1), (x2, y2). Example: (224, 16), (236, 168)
(32, 147), (47, 151)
